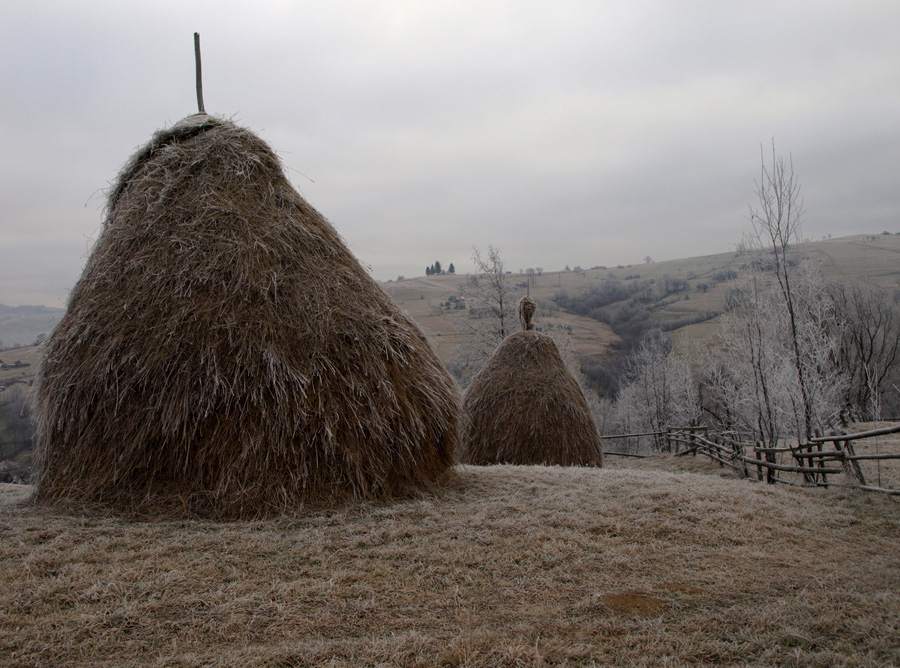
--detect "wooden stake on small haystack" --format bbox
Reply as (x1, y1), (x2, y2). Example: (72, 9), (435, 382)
(518, 295), (536, 331)
(194, 32), (205, 114)
(518, 278), (535, 330)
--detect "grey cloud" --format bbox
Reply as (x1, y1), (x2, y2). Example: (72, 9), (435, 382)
(1, 1), (898, 303)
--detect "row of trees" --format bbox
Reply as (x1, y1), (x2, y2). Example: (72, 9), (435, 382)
(425, 261), (455, 276)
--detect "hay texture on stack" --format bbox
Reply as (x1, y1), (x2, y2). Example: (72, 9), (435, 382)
(459, 297), (603, 466)
(35, 114), (460, 517)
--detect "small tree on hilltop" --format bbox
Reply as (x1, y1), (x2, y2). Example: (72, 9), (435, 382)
(448, 263), (455, 274)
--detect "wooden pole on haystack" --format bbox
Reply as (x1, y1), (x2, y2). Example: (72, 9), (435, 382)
(194, 32), (205, 114)
(518, 294), (536, 331)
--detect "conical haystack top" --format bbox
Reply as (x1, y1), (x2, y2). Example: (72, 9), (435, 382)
(460, 297), (602, 467)
(34, 115), (460, 517)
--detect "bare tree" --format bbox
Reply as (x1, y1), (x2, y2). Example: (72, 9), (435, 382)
(707, 277), (781, 445)
(469, 245), (517, 341)
(744, 141), (818, 440)
(707, 265), (846, 448)
(448, 246), (522, 386)
(615, 329), (699, 452)
(827, 280), (900, 419)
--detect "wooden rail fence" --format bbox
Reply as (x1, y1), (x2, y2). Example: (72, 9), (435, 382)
(661, 423), (900, 495)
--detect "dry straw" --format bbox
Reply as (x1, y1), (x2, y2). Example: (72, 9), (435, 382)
(459, 297), (603, 466)
(518, 295), (536, 331)
(34, 114), (460, 517)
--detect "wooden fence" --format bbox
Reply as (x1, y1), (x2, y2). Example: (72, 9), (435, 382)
(663, 423), (900, 495)
(600, 431), (660, 458)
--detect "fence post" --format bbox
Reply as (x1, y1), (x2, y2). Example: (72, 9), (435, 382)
(739, 438), (749, 478)
(793, 441), (816, 485)
(816, 440), (827, 487)
(839, 437), (868, 486)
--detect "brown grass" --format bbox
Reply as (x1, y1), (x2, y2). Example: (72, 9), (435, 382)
(3, 461), (898, 667)
(459, 331), (603, 467)
(33, 115), (459, 516)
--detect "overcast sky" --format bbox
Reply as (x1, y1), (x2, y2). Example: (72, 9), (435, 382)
(2, 1), (898, 307)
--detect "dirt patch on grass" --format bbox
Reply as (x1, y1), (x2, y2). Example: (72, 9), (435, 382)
(601, 590), (666, 617)
(2, 464), (899, 667)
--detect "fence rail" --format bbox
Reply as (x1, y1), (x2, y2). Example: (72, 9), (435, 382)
(658, 423), (900, 495)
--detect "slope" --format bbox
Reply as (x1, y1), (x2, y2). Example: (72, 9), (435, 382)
(2, 461), (898, 666)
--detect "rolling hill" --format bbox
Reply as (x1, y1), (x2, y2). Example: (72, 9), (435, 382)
(383, 233), (900, 367)
(2, 233), (897, 377)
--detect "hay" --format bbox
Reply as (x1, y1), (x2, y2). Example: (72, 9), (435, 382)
(34, 114), (460, 517)
(518, 295), (536, 331)
(459, 312), (603, 466)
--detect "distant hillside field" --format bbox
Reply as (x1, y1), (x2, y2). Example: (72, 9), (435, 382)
(4, 234), (896, 365)
(385, 234), (900, 365)
(0, 345), (39, 399)
(0, 304), (63, 350)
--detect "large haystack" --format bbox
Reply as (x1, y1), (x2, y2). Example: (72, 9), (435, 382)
(459, 298), (602, 467)
(35, 114), (459, 516)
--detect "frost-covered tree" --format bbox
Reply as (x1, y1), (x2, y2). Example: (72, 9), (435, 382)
(826, 280), (900, 419)
(709, 143), (847, 447)
(614, 329), (699, 452)
(742, 142), (821, 440)
(707, 264), (846, 446)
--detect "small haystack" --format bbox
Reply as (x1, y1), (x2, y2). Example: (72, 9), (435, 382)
(35, 114), (460, 516)
(459, 297), (602, 466)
